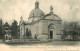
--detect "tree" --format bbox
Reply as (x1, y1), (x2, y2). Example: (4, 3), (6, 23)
(11, 20), (18, 39)
(0, 19), (3, 39)
(62, 22), (80, 40)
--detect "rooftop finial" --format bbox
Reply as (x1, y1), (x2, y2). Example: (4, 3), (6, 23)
(35, 0), (39, 9)
(20, 16), (23, 21)
(50, 5), (53, 13)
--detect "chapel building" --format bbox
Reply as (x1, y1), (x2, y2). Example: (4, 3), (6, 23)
(19, 1), (63, 40)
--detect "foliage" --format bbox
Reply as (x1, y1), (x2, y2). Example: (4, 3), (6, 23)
(11, 20), (18, 39)
(0, 20), (3, 39)
(62, 22), (80, 40)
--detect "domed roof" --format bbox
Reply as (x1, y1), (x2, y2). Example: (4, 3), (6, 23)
(29, 9), (44, 18)
(29, 1), (44, 18)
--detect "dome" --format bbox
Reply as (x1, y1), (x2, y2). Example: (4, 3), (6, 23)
(29, 1), (44, 18)
(29, 9), (44, 18)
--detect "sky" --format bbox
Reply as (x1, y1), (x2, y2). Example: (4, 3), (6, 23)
(0, 0), (80, 24)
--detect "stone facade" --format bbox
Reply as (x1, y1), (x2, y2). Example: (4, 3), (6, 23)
(19, 1), (63, 40)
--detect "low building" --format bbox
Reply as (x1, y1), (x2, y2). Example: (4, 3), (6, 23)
(3, 22), (11, 40)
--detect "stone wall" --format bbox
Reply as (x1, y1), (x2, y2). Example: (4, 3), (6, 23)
(20, 17), (62, 40)
(40, 20), (62, 40)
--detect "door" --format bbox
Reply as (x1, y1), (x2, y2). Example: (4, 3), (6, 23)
(6, 36), (8, 40)
(50, 30), (53, 39)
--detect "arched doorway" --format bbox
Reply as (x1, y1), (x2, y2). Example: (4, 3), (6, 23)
(48, 24), (54, 39)
(50, 29), (53, 39)
(6, 36), (8, 40)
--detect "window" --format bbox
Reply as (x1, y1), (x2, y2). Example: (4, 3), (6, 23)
(21, 28), (22, 34)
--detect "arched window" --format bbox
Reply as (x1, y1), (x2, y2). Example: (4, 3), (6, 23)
(26, 28), (28, 36)
(21, 28), (22, 34)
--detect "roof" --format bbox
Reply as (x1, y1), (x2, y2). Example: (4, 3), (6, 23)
(42, 13), (62, 21)
(29, 9), (44, 18)
(29, 1), (44, 18)
(3, 22), (11, 29)
(21, 13), (62, 26)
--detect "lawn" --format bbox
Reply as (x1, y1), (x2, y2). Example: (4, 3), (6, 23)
(3, 41), (80, 46)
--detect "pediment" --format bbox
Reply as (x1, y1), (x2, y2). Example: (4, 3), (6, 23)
(43, 14), (61, 21)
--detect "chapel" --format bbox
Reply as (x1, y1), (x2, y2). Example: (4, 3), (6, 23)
(19, 0), (62, 40)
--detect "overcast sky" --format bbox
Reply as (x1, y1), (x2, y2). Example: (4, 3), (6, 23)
(0, 0), (80, 24)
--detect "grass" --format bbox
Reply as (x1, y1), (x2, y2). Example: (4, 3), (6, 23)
(3, 40), (80, 46)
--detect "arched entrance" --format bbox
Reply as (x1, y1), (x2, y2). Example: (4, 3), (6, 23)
(50, 29), (53, 39)
(6, 36), (8, 39)
(48, 24), (54, 39)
